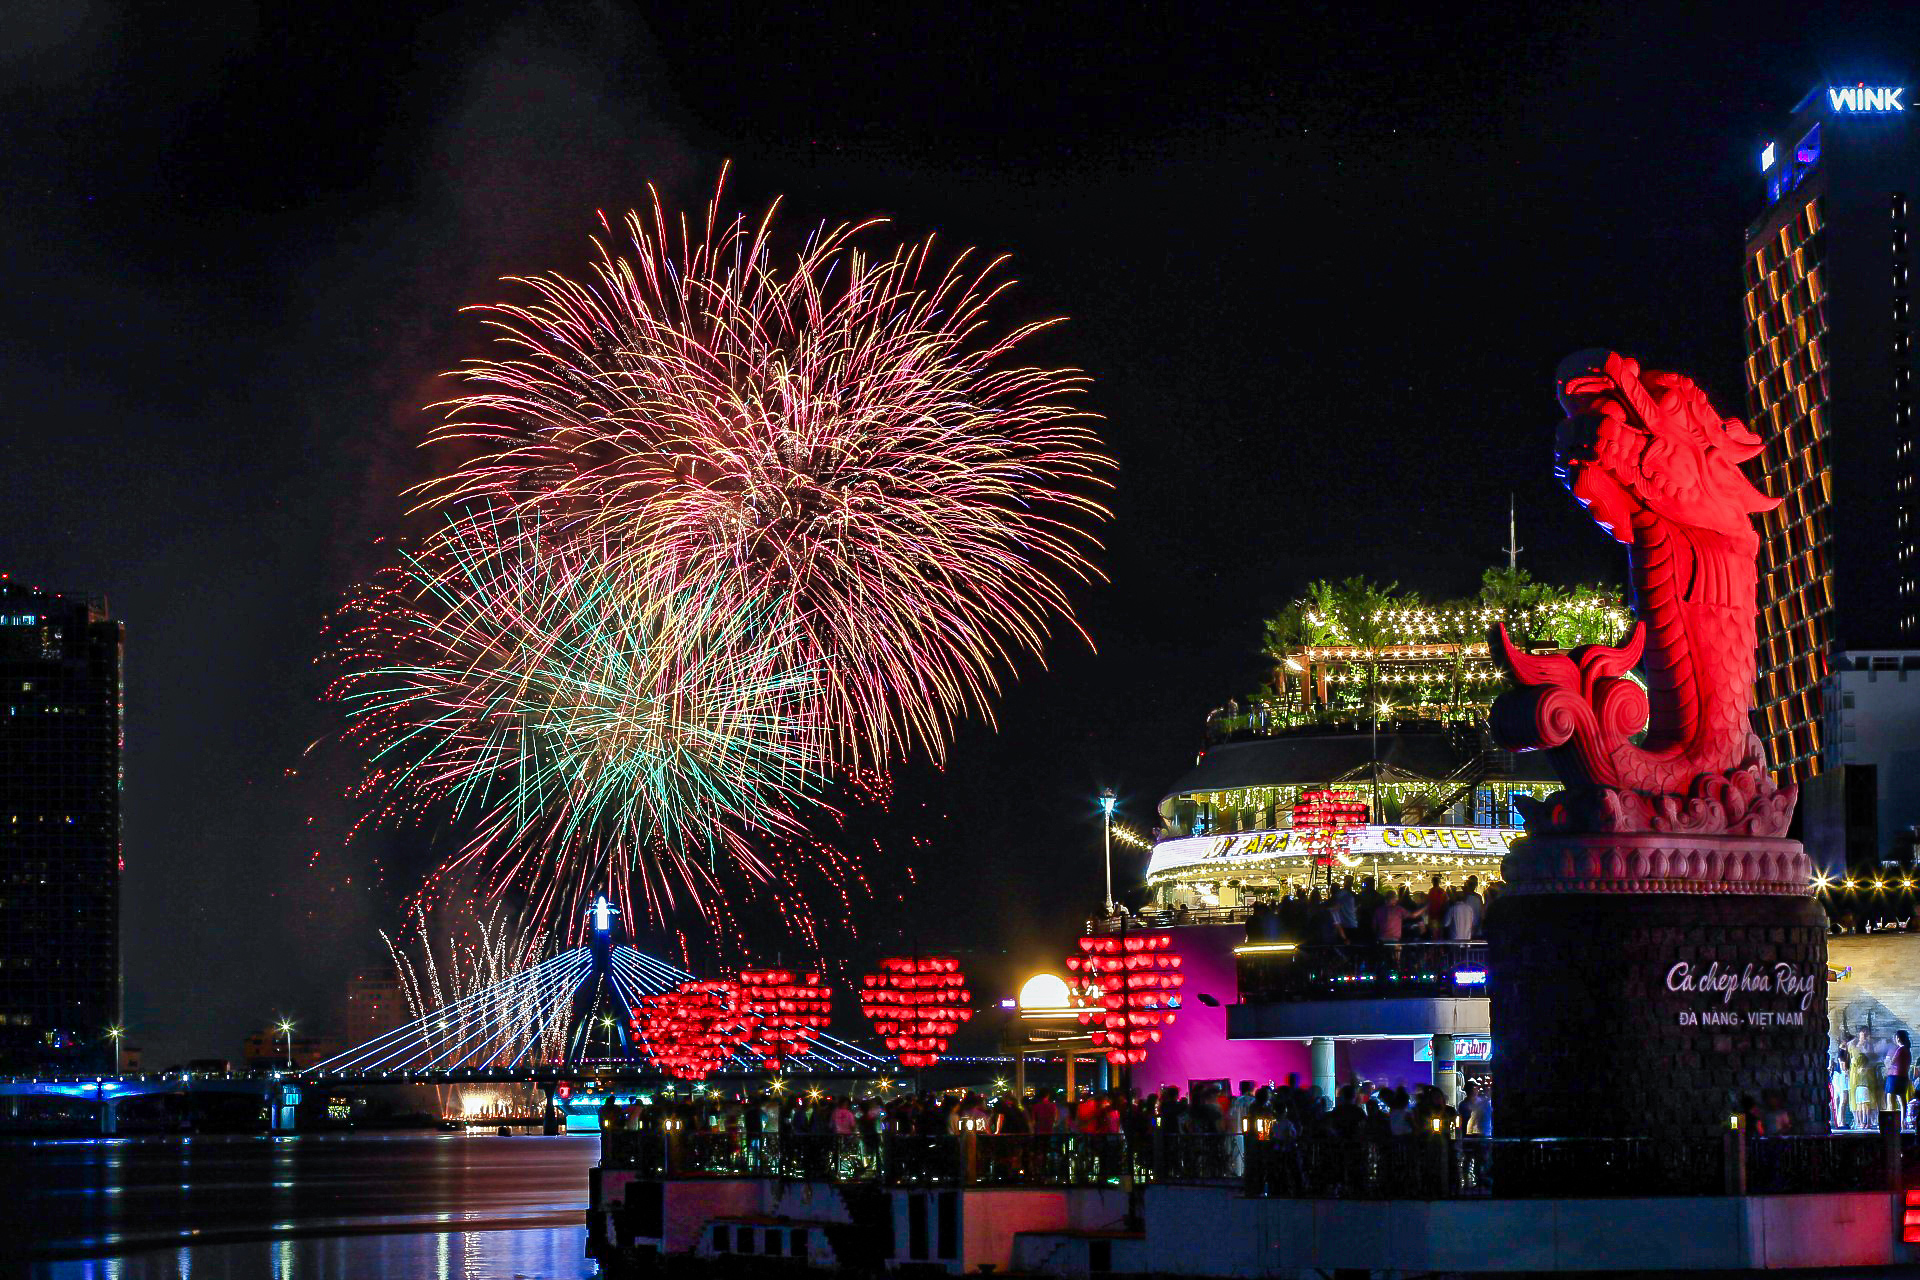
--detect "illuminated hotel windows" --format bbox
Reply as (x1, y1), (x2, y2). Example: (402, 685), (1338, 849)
(1744, 193), (1834, 783)
(1744, 87), (1920, 798)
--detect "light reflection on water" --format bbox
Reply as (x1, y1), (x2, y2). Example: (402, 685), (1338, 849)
(34, 1227), (596, 1280)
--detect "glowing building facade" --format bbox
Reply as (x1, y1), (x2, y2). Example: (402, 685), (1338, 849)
(1744, 84), (1920, 798)
(0, 582), (123, 1071)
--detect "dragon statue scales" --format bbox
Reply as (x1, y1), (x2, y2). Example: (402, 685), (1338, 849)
(1490, 351), (1797, 840)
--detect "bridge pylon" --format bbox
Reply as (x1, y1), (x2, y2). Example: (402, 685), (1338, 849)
(563, 894), (643, 1066)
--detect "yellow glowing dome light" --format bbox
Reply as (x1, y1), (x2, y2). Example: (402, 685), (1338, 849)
(1017, 973), (1073, 1011)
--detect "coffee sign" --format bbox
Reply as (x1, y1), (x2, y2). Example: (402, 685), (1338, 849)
(1666, 959), (1818, 1028)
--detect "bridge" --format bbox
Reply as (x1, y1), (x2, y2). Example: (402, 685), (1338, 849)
(3, 897), (893, 1133)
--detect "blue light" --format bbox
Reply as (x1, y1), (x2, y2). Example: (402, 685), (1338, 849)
(1760, 142), (1775, 172)
(1453, 968), (1488, 987)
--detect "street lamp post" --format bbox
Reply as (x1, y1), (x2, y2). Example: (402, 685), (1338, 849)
(107, 1026), (124, 1072)
(276, 1019), (295, 1070)
(1372, 700), (1391, 824)
(1100, 789), (1117, 915)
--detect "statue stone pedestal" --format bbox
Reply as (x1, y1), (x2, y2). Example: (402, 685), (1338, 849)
(1488, 833), (1829, 1139)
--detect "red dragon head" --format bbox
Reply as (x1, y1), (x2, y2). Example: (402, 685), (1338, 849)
(1553, 350), (1778, 547)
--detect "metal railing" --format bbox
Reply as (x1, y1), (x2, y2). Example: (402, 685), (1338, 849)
(601, 1131), (1143, 1187)
(1090, 906), (1253, 932)
(1236, 940), (1488, 1002)
(598, 1129), (1899, 1199)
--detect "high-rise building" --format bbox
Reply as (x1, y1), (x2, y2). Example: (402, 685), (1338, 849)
(0, 580), (123, 1071)
(1743, 83), (1920, 821)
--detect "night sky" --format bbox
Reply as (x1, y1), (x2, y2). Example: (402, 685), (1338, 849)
(5, 2), (1914, 1062)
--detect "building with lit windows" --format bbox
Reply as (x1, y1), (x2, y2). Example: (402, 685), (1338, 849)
(0, 580), (123, 1072)
(1744, 84), (1920, 819)
(1144, 594), (1629, 908)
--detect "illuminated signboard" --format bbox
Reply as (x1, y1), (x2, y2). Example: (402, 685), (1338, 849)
(1144, 824), (1522, 879)
(1416, 1036), (1491, 1063)
(1828, 85), (1905, 113)
(1760, 142), (1775, 172)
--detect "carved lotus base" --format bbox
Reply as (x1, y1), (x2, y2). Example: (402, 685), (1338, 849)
(1500, 831), (1813, 897)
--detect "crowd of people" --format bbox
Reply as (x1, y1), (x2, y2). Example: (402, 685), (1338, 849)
(1829, 1026), (1914, 1130)
(599, 1073), (1492, 1194)
(1240, 873), (1493, 945)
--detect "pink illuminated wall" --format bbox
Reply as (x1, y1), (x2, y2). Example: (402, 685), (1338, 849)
(1134, 924), (1308, 1093)
(1132, 924), (1427, 1098)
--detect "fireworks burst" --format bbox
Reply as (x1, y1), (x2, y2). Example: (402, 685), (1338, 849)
(336, 169), (1110, 940)
(330, 519), (821, 926)
(420, 167), (1113, 770)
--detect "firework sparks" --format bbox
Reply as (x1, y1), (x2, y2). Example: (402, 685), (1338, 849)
(331, 519), (822, 927)
(420, 167), (1113, 771)
(383, 900), (565, 1066)
(336, 170), (1109, 938)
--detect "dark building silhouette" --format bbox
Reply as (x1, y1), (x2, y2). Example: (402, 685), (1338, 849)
(0, 580), (123, 1071)
(1743, 84), (1920, 871)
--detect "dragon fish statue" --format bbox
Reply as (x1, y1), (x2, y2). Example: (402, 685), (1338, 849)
(1490, 350), (1797, 838)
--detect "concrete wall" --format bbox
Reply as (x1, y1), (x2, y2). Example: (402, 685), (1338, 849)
(1011, 1231), (1149, 1277)
(765, 1180), (853, 1224)
(888, 1186), (1115, 1274)
(661, 1180), (763, 1254)
(1825, 654), (1920, 863)
(1063, 1186), (1130, 1230)
(1142, 1183), (1896, 1274)
(962, 1190), (1072, 1274)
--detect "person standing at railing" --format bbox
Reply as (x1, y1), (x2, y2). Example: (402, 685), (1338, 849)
(1227, 1080), (1255, 1176)
(1458, 876), (1486, 938)
(1373, 888), (1416, 957)
(1279, 890), (1309, 942)
(1028, 1087), (1062, 1180)
(991, 1090), (1030, 1181)
(1887, 1030), (1912, 1129)
(1191, 1085), (1227, 1178)
(1848, 1029), (1886, 1124)
(1312, 892), (1348, 945)
(1445, 892), (1477, 943)
(742, 1093), (764, 1169)
(1422, 875), (1450, 939)
(1460, 1080), (1492, 1190)
(1384, 1085), (1414, 1137)
(1355, 876), (1382, 945)
(1332, 876), (1359, 936)
(857, 1097), (882, 1168)
(1411, 1084), (1460, 1197)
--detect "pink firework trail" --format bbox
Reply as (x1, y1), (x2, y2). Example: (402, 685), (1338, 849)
(337, 169), (1111, 942)
(420, 166), (1115, 772)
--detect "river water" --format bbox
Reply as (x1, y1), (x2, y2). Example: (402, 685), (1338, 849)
(4, 1131), (602, 1279)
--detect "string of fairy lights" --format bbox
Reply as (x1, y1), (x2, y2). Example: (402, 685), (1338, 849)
(1223, 595), (1634, 733)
